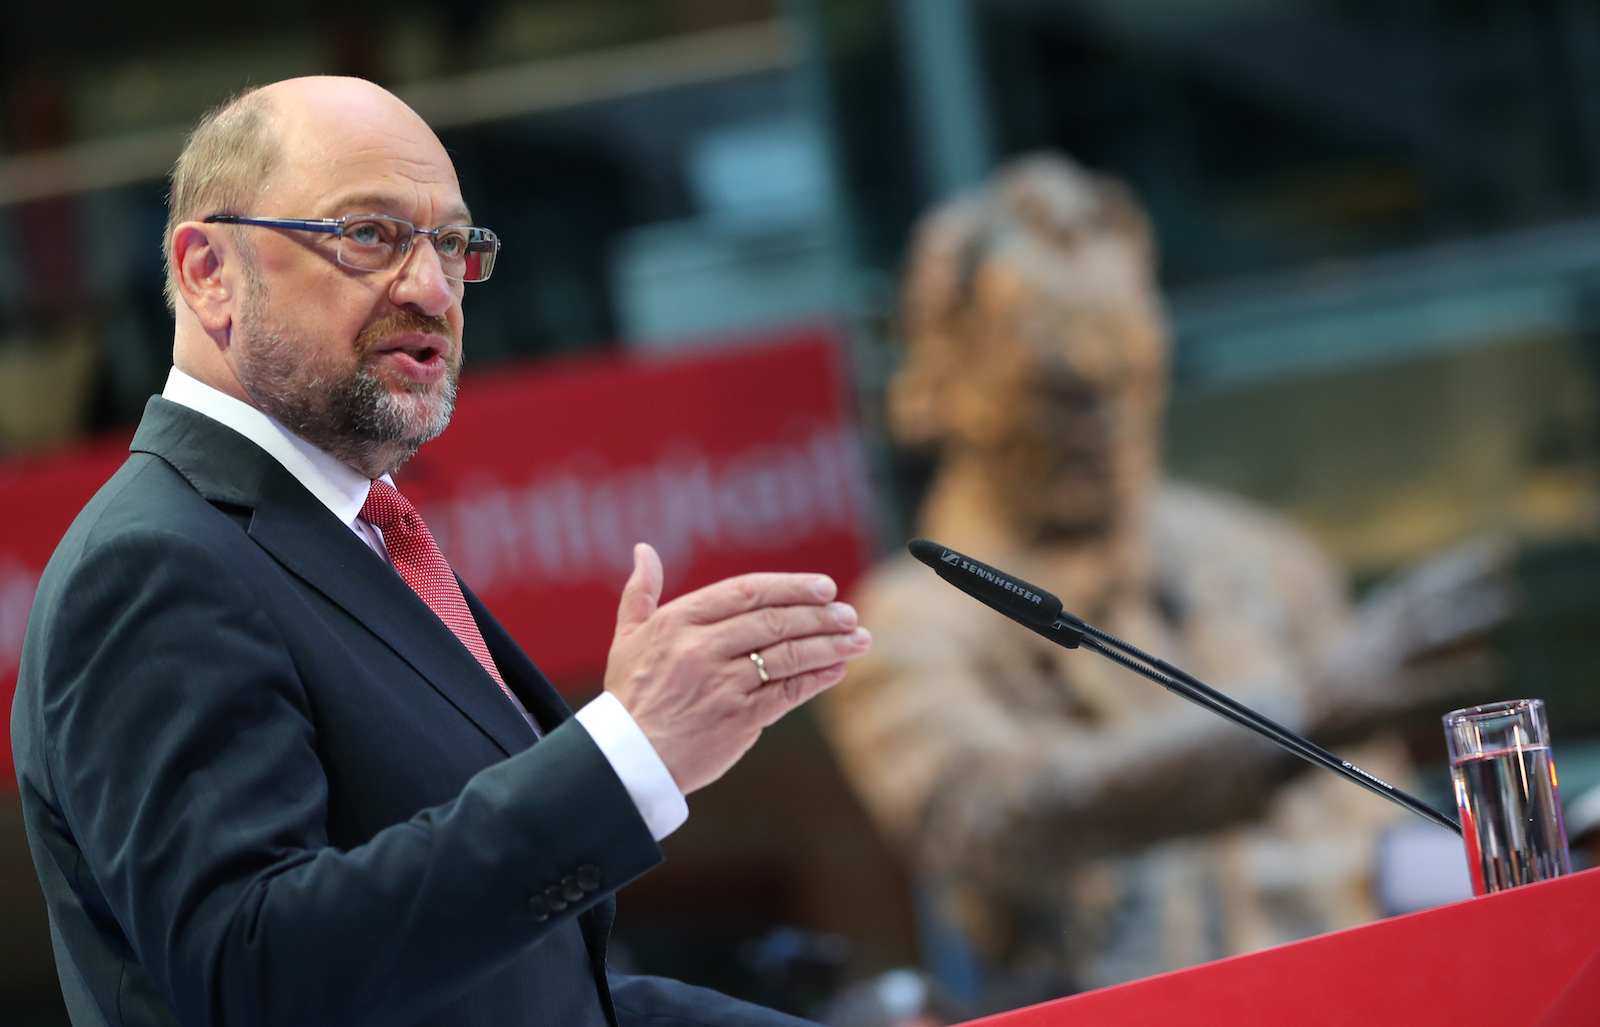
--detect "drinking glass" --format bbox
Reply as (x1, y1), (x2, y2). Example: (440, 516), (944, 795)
(1444, 698), (1570, 896)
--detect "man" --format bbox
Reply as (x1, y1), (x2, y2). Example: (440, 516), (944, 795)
(11, 76), (871, 1027)
(818, 154), (1506, 1010)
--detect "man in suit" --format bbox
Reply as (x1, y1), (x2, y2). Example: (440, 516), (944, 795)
(10, 76), (872, 1027)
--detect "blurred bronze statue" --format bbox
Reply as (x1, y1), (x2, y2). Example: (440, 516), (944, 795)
(819, 154), (1508, 1010)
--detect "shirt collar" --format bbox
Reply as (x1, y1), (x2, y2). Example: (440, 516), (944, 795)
(161, 366), (385, 528)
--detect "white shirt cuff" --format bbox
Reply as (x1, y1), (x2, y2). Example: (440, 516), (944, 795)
(573, 691), (689, 841)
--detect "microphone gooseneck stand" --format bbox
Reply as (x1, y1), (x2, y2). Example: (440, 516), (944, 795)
(908, 539), (1462, 836)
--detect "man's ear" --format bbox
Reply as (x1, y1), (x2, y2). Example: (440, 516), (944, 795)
(171, 223), (239, 334)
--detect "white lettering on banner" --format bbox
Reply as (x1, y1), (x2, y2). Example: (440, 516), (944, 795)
(1, 559), (40, 681)
(425, 427), (873, 594)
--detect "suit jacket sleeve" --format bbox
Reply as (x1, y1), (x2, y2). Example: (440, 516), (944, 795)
(27, 516), (662, 1027)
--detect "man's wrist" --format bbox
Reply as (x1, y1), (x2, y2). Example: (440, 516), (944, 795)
(572, 691), (688, 841)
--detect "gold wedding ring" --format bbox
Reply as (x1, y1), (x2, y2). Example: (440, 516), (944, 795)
(749, 651), (770, 685)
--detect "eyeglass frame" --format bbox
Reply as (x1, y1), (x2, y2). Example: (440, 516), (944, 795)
(202, 213), (502, 283)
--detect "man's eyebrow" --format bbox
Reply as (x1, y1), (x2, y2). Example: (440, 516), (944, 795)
(326, 194), (474, 224)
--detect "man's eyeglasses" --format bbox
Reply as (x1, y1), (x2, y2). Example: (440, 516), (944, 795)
(204, 214), (501, 283)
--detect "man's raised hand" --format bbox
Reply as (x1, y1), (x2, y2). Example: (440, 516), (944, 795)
(604, 543), (872, 794)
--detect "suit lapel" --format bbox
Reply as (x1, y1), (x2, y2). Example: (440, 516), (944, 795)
(461, 580), (574, 732)
(132, 397), (538, 758)
(248, 475), (539, 757)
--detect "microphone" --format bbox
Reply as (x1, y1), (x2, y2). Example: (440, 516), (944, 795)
(907, 538), (1463, 835)
(907, 538), (1083, 647)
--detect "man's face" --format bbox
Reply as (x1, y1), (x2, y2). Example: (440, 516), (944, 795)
(233, 263), (461, 476)
(949, 240), (1168, 540)
(222, 81), (470, 477)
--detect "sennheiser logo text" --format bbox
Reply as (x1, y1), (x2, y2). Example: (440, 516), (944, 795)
(960, 560), (1043, 605)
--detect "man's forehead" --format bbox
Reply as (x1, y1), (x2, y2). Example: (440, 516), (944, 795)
(263, 149), (468, 223)
(262, 78), (464, 215)
(322, 189), (473, 223)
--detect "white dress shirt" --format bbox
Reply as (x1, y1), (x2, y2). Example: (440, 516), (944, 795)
(161, 367), (688, 840)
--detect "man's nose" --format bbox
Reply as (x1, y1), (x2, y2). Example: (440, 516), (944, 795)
(389, 236), (457, 316)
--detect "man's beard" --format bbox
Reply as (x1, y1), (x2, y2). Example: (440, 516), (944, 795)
(234, 275), (461, 479)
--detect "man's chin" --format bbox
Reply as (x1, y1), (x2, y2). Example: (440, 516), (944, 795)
(375, 388), (455, 445)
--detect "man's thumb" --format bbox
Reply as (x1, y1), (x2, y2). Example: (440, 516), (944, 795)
(615, 542), (663, 635)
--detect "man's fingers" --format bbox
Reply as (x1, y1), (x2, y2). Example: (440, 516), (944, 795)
(749, 628), (872, 685)
(751, 662), (850, 726)
(673, 572), (837, 625)
(614, 543), (664, 637)
(711, 602), (859, 659)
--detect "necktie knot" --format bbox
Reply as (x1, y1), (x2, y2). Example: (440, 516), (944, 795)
(361, 478), (412, 531)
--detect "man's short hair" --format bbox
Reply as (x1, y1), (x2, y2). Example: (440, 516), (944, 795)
(162, 87), (280, 312)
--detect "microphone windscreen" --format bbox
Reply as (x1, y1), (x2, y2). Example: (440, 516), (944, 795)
(908, 539), (1064, 627)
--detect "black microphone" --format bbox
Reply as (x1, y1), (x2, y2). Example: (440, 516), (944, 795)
(907, 538), (1083, 647)
(907, 538), (1463, 835)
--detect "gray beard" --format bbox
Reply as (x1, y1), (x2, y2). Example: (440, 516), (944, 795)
(234, 282), (459, 479)
(253, 360), (458, 478)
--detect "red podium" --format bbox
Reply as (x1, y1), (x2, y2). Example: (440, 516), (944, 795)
(963, 866), (1600, 1027)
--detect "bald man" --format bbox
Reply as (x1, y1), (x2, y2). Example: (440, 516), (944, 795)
(10, 78), (869, 1027)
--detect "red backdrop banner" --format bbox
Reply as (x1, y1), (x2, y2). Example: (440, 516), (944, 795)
(0, 329), (876, 789)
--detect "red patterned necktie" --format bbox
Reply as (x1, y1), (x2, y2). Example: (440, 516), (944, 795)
(361, 479), (525, 716)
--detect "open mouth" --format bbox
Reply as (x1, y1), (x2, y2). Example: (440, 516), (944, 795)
(392, 340), (443, 363)
(372, 334), (451, 382)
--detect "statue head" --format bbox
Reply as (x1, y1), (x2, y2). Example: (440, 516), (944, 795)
(890, 154), (1168, 542)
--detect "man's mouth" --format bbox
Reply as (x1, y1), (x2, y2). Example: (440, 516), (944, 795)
(390, 340), (443, 361)
(372, 333), (452, 384)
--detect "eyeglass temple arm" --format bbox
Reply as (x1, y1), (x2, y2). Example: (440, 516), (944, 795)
(204, 215), (343, 234)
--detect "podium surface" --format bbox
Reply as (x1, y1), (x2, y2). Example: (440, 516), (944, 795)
(964, 865), (1600, 1027)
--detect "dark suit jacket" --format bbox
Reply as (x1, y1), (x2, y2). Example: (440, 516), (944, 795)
(11, 398), (814, 1027)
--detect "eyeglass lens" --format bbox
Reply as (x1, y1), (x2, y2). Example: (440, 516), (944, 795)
(338, 216), (498, 283)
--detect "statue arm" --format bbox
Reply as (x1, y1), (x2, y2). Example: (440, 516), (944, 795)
(1310, 536), (1513, 730)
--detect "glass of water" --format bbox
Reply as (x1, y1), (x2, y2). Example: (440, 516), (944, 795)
(1444, 698), (1570, 896)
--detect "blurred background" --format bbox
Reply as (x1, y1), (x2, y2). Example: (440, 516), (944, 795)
(6, 0), (1600, 1023)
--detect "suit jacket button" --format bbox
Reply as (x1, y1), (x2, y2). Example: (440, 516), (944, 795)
(527, 895), (549, 922)
(576, 864), (601, 891)
(561, 875), (585, 903)
(543, 885), (569, 912)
